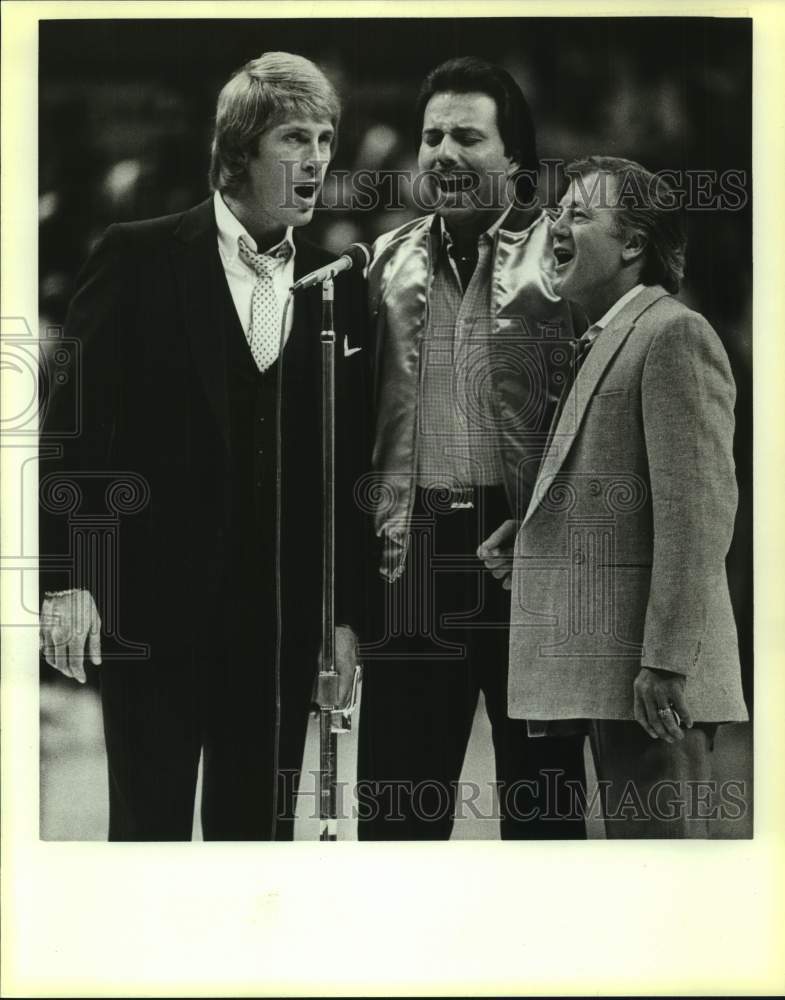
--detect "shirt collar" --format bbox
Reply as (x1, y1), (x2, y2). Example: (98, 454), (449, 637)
(437, 202), (514, 252)
(484, 202), (514, 240)
(213, 190), (295, 264)
(593, 283), (645, 330)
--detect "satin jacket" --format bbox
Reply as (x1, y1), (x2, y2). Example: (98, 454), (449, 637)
(368, 208), (579, 581)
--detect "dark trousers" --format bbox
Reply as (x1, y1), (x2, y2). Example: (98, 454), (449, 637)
(358, 486), (587, 840)
(588, 720), (714, 838)
(100, 631), (316, 842)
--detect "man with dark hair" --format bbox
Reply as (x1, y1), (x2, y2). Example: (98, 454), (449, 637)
(412, 56), (540, 207)
(490, 155), (748, 837)
(358, 56), (587, 840)
(39, 52), (368, 840)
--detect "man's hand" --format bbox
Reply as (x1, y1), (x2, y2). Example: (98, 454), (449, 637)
(633, 666), (693, 742)
(477, 519), (520, 591)
(39, 589), (102, 684)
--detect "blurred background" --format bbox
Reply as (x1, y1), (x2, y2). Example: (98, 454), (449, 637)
(38, 16), (753, 838)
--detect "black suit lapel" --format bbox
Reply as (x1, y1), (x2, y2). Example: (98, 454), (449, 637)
(169, 214), (327, 453)
(290, 235), (324, 355)
(171, 199), (231, 452)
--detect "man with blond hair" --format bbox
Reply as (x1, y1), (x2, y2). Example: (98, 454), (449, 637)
(39, 52), (368, 840)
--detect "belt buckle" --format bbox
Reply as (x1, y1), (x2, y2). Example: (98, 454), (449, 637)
(449, 486), (475, 510)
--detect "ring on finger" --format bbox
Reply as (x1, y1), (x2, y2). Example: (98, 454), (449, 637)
(657, 704), (682, 727)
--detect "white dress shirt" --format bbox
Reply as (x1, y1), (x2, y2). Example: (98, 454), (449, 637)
(213, 190), (296, 344)
(583, 283), (645, 344)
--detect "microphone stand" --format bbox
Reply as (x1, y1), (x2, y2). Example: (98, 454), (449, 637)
(298, 272), (362, 842)
(314, 277), (339, 842)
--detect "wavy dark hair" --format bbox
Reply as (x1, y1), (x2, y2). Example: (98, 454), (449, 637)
(565, 156), (687, 293)
(415, 56), (538, 204)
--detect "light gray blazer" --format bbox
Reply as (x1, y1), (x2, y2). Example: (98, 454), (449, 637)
(508, 285), (748, 722)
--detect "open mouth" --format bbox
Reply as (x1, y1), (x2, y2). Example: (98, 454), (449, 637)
(293, 182), (318, 201)
(435, 173), (476, 195)
(553, 245), (574, 270)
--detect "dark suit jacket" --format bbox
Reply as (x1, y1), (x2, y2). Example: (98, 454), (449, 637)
(40, 198), (370, 669)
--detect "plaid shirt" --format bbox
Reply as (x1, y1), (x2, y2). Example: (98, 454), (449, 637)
(416, 213), (510, 489)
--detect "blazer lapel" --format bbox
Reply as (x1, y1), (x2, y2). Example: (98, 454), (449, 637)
(523, 284), (669, 526)
(171, 199), (231, 451)
(170, 208), (330, 453)
(290, 234), (323, 351)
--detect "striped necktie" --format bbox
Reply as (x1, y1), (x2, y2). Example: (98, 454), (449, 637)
(237, 234), (293, 372)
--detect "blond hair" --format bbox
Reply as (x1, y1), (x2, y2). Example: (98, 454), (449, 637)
(209, 51), (340, 194)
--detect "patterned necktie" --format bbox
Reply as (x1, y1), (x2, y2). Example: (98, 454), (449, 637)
(237, 234), (293, 372)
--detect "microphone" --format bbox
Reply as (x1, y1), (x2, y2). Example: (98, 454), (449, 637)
(291, 243), (371, 292)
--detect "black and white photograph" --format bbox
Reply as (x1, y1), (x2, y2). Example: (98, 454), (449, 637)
(35, 11), (754, 842)
(2, 1), (783, 996)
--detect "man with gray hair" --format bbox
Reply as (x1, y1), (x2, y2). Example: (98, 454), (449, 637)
(39, 52), (368, 840)
(485, 156), (748, 836)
